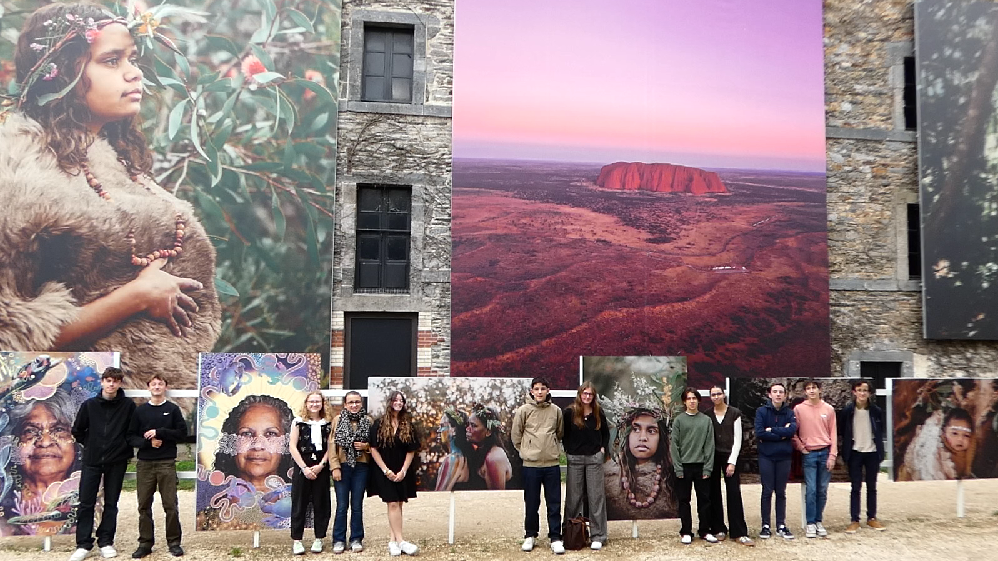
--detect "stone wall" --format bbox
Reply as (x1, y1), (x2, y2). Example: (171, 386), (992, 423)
(825, 0), (998, 377)
(331, 0), (452, 386)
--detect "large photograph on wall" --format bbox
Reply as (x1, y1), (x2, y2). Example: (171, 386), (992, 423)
(195, 353), (321, 530)
(367, 377), (534, 492)
(917, 0), (998, 339)
(0, 352), (117, 537)
(892, 378), (998, 481)
(451, 0), (829, 388)
(0, 0), (340, 391)
(728, 377), (868, 482)
(582, 356), (686, 520)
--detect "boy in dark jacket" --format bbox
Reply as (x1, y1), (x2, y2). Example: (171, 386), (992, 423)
(69, 367), (136, 561)
(838, 380), (886, 533)
(753, 382), (797, 540)
(127, 375), (188, 558)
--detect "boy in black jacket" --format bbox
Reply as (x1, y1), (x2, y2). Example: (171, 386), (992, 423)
(127, 375), (188, 558)
(69, 367), (136, 561)
(838, 380), (886, 533)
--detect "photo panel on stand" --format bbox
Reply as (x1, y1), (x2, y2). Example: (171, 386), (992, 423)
(0, 352), (118, 537)
(367, 377), (534, 492)
(891, 378), (998, 481)
(581, 356), (687, 520)
(195, 353), (321, 531)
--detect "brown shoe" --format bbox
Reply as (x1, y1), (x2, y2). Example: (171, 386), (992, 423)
(845, 522), (861, 534)
(867, 518), (886, 531)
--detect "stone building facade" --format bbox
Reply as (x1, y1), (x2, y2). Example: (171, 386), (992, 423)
(825, 0), (998, 378)
(330, 0), (452, 388)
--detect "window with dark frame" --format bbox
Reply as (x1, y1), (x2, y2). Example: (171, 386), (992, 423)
(907, 203), (922, 279)
(345, 313), (417, 389)
(904, 56), (917, 131)
(355, 184), (411, 293)
(362, 25), (414, 103)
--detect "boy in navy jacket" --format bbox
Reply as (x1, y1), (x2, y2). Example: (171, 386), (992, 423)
(753, 382), (797, 540)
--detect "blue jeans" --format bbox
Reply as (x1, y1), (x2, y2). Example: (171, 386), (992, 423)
(802, 448), (831, 524)
(759, 456), (790, 527)
(522, 466), (562, 540)
(333, 462), (369, 543)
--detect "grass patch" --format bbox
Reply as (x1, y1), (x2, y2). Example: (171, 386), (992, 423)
(122, 460), (196, 491)
(230, 547), (243, 557)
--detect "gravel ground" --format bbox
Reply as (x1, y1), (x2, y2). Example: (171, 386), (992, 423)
(2, 475), (996, 561)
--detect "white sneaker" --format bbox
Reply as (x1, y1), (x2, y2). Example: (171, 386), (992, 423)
(100, 546), (117, 559)
(292, 541), (306, 555)
(312, 539), (325, 553)
(350, 541), (364, 553)
(805, 524), (817, 538)
(332, 541), (344, 554)
(703, 534), (719, 544)
(399, 541), (419, 556)
(388, 542), (401, 557)
(816, 522), (828, 537)
(681, 535), (692, 545)
(590, 541), (602, 551)
(69, 548), (91, 561)
(521, 537), (535, 552)
(550, 541), (565, 555)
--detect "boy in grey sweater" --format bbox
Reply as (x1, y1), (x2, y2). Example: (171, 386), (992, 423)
(670, 387), (717, 545)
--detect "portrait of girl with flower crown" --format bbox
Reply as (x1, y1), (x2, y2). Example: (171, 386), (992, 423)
(0, 0), (340, 394)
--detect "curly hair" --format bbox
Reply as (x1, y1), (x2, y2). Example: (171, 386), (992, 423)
(615, 407), (673, 497)
(212, 394), (295, 483)
(296, 391), (331, 422)
(15, 3), (152, 176)
(376, 391), (416, 447)
(4, 388), (83, 484)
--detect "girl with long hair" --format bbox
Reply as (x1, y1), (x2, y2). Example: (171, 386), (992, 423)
(561, 382), (609, 550)
(367, 391), (420, 557)
(0, 2), (221, 391)
(288, 392), (332, 555)
(434, 408), (469, 491)
(465, 404), (513, 490)
(330, 391), (372, 553)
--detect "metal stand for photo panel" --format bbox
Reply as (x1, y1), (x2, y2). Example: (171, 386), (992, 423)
(449, 492), (456, 544)
(957, 480), (966, 518)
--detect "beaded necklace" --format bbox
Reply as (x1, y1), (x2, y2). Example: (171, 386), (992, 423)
(80, 161), (185, 267)
(620, 461), (662, 508)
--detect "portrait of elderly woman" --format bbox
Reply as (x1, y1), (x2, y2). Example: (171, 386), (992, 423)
(212, 394), (295, 491)
(0, 388), (83, 536)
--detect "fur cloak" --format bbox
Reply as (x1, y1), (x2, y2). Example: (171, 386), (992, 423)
(0, 113), (221, 389)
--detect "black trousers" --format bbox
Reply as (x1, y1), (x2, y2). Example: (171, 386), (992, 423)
(76, 461), (128, 549)
(708, 456), (749, 538)
(290, 464), (332, 540)
(848, 451), (879, 522)
(675, 463), (713, 538)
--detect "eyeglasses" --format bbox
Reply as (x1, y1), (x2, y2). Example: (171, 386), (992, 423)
(709, 393), (724, 397)
(581, 391), (595, 396)
(19, 425), (72, 443)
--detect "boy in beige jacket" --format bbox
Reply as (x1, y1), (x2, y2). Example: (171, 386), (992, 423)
(512, 378), (565, 555)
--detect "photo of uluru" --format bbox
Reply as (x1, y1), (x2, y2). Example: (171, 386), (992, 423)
(451, 0), (829, 388)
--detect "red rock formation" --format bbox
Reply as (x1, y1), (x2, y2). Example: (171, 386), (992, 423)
(596, 162), (727, 195)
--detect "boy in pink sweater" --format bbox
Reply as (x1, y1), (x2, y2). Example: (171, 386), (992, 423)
(792, 380), (836, 539)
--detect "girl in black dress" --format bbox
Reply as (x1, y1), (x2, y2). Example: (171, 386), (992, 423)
(368, 391), (420, 557)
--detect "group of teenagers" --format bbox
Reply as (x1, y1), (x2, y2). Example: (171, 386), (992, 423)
(63, 368), (888, 560)
(503, 377), (888, 554)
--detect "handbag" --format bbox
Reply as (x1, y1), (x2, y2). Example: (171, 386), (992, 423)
(563, 516), (590, 550)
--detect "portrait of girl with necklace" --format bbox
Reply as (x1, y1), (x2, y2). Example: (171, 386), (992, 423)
(0, 3), (221, 391)
(603, 407), (678, 520)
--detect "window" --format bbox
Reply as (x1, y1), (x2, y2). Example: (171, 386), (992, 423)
(907, 203), (921, 279)
(344, 314), (417, 388)
(362, 26), (414, 103)
(355, 184), (411, 292)
(904, 56), (917, 131)
(859, 361), (899, 414)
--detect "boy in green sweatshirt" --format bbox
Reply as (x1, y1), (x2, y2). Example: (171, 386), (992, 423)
(670, 387), (717, 545)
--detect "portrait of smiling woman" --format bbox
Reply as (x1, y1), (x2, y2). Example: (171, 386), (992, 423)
(213, 394), (295, 491)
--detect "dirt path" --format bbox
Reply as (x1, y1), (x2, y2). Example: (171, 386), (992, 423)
(3, 476), (996, 561)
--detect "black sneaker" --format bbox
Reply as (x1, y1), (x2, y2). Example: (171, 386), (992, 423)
(777, 525), (795, 540)
(168, 545), (185, 557)
(131, 547), (152, 559)
(759, 525), (772, 539)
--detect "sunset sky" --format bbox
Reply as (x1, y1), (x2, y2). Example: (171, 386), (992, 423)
(453, 0), (826, 172)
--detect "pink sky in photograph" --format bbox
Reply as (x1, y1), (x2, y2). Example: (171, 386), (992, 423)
(453, 0), (826, 172)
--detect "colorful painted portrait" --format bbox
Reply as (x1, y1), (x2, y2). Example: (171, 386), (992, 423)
(0, 352), (117, 537)
(195, 353), (321, 531)
(368, 377), (533, 492)
(582, 356), (687, 520)
(892, 378), (998, 481)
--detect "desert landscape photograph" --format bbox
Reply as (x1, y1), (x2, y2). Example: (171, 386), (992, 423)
(452, 0), (828, 388)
